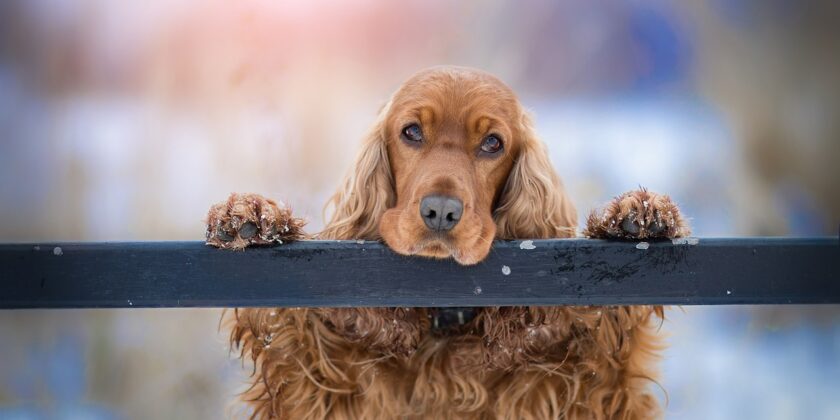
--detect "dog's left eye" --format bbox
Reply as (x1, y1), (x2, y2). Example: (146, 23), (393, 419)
(480, 135), (503, 155)
(401, 124), (424, 143)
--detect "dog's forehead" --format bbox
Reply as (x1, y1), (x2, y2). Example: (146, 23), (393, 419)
(406, 67), (511, 89)
(398, 68), (516, 103)
(390, 68), (520, 129)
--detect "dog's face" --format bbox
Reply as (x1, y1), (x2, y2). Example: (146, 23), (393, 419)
(321, 66), (577, 264)
(379, 69), (522, 265)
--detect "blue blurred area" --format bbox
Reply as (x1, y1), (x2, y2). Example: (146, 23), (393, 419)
(663, 307), (840, 419)
(0, 310), (241, 419)
(0, 322), (119, 420)
(628, 5), (691, 90)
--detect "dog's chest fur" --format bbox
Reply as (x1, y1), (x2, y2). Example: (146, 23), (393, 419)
(229, 305), (663, 419)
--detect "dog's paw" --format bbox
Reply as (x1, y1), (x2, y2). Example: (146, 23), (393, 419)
(584, 188), (690, 239)
(205, 193), (306, 250)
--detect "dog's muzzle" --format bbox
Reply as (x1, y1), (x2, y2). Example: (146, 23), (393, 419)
(429, 307), (478, 335)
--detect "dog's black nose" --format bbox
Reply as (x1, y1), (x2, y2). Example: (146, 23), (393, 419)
(420, 195), (463, 231)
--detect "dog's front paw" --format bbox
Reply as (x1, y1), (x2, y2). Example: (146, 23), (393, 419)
(584, 188), (689, 239)
(205, 193), (306, 249)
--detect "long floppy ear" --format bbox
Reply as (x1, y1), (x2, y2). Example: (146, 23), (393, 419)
(494, 113), (577, 239)
(319, 103), (395, 240)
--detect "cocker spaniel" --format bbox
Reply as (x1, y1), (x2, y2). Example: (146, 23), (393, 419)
(206, 66), (689, 419)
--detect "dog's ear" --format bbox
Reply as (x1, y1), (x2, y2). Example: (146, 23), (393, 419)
(494, 112), (577, 239)
(320, 102), (395, 240)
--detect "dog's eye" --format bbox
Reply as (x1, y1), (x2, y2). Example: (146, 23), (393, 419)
(480, 135), (503, 155)
(401, 124), (424, 143)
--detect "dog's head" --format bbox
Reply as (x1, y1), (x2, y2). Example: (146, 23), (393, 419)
(321, 66), (576, 264)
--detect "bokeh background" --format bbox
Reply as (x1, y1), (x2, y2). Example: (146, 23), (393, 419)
(1, 0), (838, 418)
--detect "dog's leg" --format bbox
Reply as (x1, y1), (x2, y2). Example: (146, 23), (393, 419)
(205, 193), (307, 249)
(583, 188), (690, 239)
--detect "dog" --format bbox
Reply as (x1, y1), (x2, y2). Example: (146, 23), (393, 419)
(206, 66), (689, 419)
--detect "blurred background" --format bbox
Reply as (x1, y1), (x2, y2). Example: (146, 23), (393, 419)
(0, 0), (838, 418)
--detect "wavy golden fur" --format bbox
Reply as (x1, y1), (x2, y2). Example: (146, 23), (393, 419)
(212, 66), (689, 419)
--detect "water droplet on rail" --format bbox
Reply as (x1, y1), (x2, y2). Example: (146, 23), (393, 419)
(519, 240), (536, 250)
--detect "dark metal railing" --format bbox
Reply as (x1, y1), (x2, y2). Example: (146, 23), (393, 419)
(0, 238), (837, 309)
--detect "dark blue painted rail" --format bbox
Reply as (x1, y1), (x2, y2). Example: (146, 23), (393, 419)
(0, 238), (837, 308)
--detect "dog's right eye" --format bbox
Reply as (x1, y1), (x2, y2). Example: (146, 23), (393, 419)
(401, 124), (424, 143)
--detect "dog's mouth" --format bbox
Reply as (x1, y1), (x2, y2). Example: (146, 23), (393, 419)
(427, 307), (479, 335)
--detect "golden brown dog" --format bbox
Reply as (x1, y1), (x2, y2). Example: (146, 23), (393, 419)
(207, 66), (689, 419)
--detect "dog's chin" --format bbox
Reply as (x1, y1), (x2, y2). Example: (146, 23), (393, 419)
(390, 236), (489, 266)
(413, 238), (459, 260)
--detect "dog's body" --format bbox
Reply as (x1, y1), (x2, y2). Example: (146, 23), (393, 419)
(208, 67), (688, 419)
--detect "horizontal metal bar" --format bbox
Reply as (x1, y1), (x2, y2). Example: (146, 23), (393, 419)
(0, 238), (837, 309)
